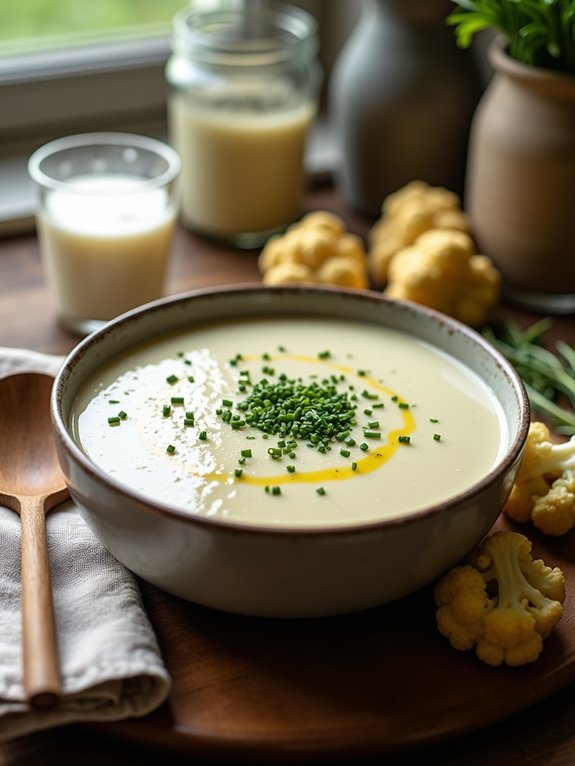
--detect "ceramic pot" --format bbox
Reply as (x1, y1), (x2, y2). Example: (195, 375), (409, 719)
(466, 37), (575, 313)
(329, 0), (482, 216)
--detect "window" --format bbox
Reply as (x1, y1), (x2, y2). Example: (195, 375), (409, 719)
(0, 1), (357, 233)
(0, 1), (216, 144)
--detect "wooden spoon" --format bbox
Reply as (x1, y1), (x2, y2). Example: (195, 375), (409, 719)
(0, 372), (69, 709)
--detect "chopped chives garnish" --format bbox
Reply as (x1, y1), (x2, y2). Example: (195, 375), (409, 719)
(433, 433), (442, 441)
(107, 416), (121, 425)
(398, 402), (410, 410)
(220, 375), (358, 456)
(368, 420), (379, 428)
(198, 430), (207, 440)
(162, 404), (171, 417)
(398, 435), (411, 444)
(171, 396), (184, 405)
(166, 374), (178, 385)
(287, 465), (296, 473)
(316, 487), (326, 496)
(166, 444), (176, 454)
(187, 376), (195, 383)
(222, 399), (233, 407)
(318, 350), (331, 359)
(351, 462), (357, 471)
(363, 431), (381, 438)
(372, 402), (384, 409)
(363, 409), (372, 416)
(340, 448), (351, 458)
(430, 418), (439, 423)
(272, 486), (281, 495)
(235, 468), (243, 478)
(358, 369), (367, 376)
(360, 442), (369, 451)
(184, 418), (194, 427)
(238, 457), (246, 465)
(118, 411), (127, 420)
(278, 345), (286, 352)
(241, 448), (252, 458)
(108, 399), (120, 404)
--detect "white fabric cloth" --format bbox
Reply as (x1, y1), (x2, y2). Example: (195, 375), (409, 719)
(0, 347), (171, 741)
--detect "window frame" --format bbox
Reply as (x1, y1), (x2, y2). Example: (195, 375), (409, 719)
(0, 37), (171, 145)
(0, 0), (357, 234)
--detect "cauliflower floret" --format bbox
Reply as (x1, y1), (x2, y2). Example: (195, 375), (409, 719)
(504, 422), (575, 536)
(262, 261), (314, 285)
(368, 180), (470, 286)
(315, 256), (367, 289)
(384, 229), (501, 327)
(259, 212), (369, 289)
(434, 531), (565, 667)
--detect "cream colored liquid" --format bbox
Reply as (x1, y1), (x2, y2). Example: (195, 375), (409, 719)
(71, 316), (507, 528)
(169, 96), (315, 235)
(38, 175), (176, 321)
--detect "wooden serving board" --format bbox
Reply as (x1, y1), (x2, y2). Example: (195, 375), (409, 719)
(100, 515), (575, 763)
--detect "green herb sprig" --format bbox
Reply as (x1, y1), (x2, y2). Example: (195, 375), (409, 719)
(447, 0), (575, 72)
(482, 318), (575, 435)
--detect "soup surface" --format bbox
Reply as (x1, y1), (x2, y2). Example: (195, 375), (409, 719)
(71, 316), (507, 527)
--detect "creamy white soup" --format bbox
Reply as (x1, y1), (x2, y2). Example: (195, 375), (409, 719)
(71, 316), (507, 528)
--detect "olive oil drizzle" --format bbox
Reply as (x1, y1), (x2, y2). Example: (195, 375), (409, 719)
(203, 354), (416, 486)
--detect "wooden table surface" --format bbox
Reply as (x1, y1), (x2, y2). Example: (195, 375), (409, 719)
(1, 183), (574, 766)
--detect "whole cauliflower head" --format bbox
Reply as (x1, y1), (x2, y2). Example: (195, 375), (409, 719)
(368, 180), (470, 287)
(258, 212), (369, 289)
(384, 228), (501, 327)
(435, 531), (565, 667)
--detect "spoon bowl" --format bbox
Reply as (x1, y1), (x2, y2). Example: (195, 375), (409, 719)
(0, 372), (68, 709)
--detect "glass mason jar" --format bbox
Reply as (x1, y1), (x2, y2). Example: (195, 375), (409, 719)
(166, 3), (321, 249)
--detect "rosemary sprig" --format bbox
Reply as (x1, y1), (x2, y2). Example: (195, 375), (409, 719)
(481, 318), (575, 435)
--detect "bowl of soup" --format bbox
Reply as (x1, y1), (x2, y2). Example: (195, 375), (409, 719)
(52, 285), (529, 617)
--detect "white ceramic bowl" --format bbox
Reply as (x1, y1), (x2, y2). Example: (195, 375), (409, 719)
(52, 286), (530, 617)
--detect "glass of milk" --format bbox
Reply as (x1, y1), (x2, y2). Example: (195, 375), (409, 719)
(166, 4), (321, 249)
(28, 133), (181, 336)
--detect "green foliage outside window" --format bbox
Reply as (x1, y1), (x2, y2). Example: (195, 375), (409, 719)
(0, 0), (192, 53)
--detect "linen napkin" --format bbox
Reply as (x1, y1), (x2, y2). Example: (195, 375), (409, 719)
(0, 347), (171, 741)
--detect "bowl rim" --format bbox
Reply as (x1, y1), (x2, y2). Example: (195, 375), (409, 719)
(52, 283), (531, 538)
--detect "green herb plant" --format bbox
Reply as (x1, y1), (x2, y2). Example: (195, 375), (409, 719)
(482, 318), (575, 435)
(447, 0), (575, 72)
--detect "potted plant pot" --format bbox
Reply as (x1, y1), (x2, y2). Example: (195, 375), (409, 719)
(465, 36), (575, 313)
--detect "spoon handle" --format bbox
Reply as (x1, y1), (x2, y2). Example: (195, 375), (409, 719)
(20, 495), (61, 709)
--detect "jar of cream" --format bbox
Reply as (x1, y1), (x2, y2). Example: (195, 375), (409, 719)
(166, 3), (321, 248)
